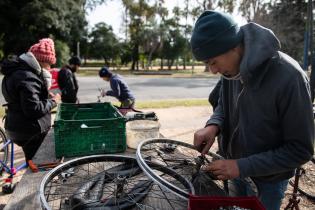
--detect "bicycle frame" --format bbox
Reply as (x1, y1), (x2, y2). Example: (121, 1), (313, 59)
(0, 139), (28, 178)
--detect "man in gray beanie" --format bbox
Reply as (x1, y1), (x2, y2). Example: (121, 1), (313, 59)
(192, 10), (314, 210)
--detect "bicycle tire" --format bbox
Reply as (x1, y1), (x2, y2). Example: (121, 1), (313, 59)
(40, 154), (192, 210)
(136, 138), (230, 199)
(0, 127), (9, 171)
(289, 157), (315, 200)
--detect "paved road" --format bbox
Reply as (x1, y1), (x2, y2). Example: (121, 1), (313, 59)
(0, 75), (220, 104)
(78, 76), (220, 102)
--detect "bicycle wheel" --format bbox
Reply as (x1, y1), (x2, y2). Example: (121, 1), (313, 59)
(136, 138), (230, 199)
(290, 157), (315, 200)
(0, 127), (9, 171)
(40, 154), (192, 210)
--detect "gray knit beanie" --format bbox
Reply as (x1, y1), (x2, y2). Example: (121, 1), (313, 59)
(190, 10), (243, 61)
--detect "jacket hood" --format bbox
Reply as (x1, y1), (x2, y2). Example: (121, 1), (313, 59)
(240, 23), (280, 83)
(19, 52), (42, 74)
(0, 52), (42, 76)
(0, 56), (21, 76)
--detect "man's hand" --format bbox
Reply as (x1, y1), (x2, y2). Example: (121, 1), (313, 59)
(100, 89), (106, 97)
(202, 159), (240, 180)
(194, 125), (218, 155)
(52, 93), (61, 104)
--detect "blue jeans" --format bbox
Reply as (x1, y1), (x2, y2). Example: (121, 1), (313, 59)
(229, 178), (289, 210)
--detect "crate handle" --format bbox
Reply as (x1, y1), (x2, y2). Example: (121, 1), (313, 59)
(81, 125), (103, 129)
(78, 107), (93, 110)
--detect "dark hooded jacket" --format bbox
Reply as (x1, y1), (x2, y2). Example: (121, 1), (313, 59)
(0, 53), (56, 134)
(207, 23), (314, 182)
(58, 65), (78, 103)
(107, 74), (135, 102)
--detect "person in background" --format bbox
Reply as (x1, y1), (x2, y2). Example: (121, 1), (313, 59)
(98, 67), (135, 108)
(58, 56), (81, 103)
(191, 10), (314, 209)
(48, 67), (61, 96)
(0, 38), (61, 170)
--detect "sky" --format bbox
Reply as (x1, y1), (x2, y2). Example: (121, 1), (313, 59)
(86, 1), (247, 39)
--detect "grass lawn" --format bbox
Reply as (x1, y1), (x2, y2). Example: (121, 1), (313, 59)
(0, 99), (209, 118)
(78, 66), (219, 79)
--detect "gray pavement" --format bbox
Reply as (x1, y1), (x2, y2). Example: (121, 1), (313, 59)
(0, 75), (220, 104)
(77, 76), (220, 103)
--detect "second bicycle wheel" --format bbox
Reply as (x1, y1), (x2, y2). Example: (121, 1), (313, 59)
(289, 157), (315, 200)
(40, 154), (192, 210)
(0, 127), (8, 171)
(136, 138), (229, 199)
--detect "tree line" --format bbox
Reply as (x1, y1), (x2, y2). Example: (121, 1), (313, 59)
(0, 0), (310, 70)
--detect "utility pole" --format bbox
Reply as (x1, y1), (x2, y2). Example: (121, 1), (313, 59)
(76, 41), (80, 58)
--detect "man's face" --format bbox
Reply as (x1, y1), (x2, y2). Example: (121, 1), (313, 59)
(72, 64), (80, 72)
(39, 62), (51, 70)
(102, 77), (110, 81)
(204, 47), (242, 77)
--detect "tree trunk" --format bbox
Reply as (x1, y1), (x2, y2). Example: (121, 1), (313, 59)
(131, 43), (139, 71)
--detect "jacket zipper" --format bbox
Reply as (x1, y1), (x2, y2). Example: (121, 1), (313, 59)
(227, 83), (245, 158)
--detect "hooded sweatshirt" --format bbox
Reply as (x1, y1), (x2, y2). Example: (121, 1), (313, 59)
(1, 52), (56, 134)
(106, 74), (135, 102)
(58, 65), (79, 103)
(207, 23), (314, 182)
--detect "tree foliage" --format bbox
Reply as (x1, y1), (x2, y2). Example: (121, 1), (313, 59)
(0, 0), (310, 69)
(89, 22), (120, 66)
(0, 0), (87, 57)
(240, 0), (306, 62)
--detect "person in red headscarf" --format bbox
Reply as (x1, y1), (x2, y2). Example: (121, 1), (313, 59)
(0, 38), (61, 168)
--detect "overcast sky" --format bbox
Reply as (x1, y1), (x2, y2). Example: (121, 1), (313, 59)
(86, 1), (247, 39)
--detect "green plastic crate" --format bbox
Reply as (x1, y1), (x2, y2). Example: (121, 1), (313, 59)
(54, 102), (126, 158)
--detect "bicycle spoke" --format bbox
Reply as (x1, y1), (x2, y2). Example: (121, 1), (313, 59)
(137, 138), (227, 198)
(40, 155), (188, 210)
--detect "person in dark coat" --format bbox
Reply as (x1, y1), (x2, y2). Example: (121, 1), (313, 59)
(191, 11), (314, 209)
(98, 67), (135, 108)
(0, 38), (60, 167)
(58, 56), (81, 103)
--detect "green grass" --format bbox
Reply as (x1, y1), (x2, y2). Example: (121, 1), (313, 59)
(78, 68), (219, 78)
(134, 98), (209, 109)
(0, 99), (209, 118)
(95, 98), (209, 109)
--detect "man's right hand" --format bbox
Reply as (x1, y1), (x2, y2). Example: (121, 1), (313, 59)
(52, 93), (61, 104)
(194, 125), (219, 155)
(100, 89), (106, 97)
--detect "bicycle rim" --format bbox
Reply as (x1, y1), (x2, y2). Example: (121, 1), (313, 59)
(290, 158), (315, 200)
(136, 138), (228, 199)
(40, 154), (191, 210)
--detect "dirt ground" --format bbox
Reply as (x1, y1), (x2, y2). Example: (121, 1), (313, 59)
(0, 105), (314, 209)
